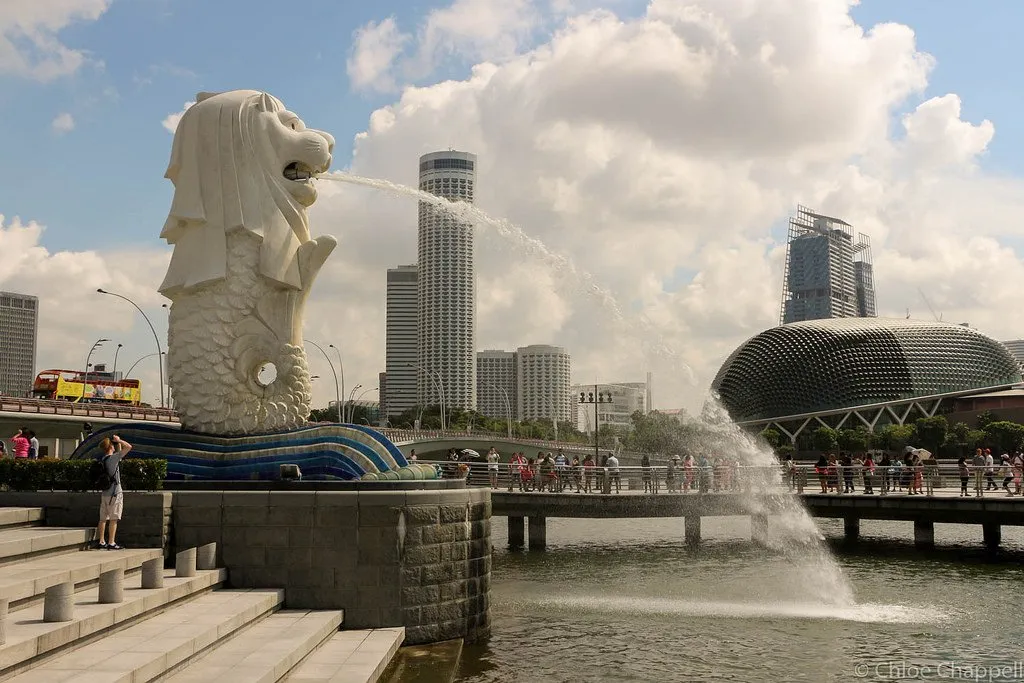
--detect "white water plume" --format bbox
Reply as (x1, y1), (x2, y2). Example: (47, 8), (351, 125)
(319, 170), (853, 606)
(535, 595), (949, 625)
(695, 398), (855, 606)
(317, 171), (693, 382)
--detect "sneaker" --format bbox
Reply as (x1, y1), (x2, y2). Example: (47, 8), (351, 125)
(107, 543), (123, 551)
(95, 541), (107, 550)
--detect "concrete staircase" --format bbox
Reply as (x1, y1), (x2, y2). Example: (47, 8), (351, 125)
(0, 507), (405, 683)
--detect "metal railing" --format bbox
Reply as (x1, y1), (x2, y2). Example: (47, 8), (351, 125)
(415, 460), (1024, 497)
(0, 396), (179, 422)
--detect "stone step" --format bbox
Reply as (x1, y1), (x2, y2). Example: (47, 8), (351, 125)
(5, 587), (282, 683)
(0, 509), (43, 530)
(0, 547), (163, 606)
(284, 628), (405, 683)
(164, 609), (344, 683)
(0, 527), (94, 567)
(0, 567), (227, 676)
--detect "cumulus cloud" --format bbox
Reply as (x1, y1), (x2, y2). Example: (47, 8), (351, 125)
(302, 0), (1023, 411)
(10, 0), (1024, 415)
(416, 0), (541, 66)
(0, 216), (171, 406)
(0, 0), (109, 81)
(346, 17), (411, 92)
(161, 101), (194, 133)
(50, 112), (74, 134)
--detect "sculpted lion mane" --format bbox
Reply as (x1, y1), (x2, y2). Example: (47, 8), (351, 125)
(159, 90), (337, 435)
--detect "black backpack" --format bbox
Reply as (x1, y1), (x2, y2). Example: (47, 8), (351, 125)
(90, 456), (113, 490)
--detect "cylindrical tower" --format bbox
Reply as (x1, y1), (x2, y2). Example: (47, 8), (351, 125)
(417, 150), (477, 411)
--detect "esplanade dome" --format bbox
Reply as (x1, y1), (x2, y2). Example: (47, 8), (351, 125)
(712, 318), (1022, 423)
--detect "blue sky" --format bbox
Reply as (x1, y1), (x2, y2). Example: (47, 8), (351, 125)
(1, 1), (1020, 252)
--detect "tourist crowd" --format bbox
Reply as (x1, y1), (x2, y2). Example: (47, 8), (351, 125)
(432, 445), (1024, 497)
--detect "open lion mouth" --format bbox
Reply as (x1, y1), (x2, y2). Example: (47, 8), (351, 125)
(283, 162), (315, 182)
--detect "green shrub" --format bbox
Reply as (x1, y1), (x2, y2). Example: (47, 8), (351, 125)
(0, 458), (167, 492)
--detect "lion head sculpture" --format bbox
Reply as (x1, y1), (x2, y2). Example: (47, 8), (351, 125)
(159, 90), (336, 295)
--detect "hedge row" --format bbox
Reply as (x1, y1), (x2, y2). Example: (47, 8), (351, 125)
(0, 458), (167, 492)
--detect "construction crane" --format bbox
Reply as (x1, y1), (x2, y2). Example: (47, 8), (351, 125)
(917, 288), (943, 322)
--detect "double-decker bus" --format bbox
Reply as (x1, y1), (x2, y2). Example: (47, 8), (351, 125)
(31, 370), (142, 406)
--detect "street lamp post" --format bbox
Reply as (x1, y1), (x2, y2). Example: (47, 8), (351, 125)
(328, 345), (346, 424)
(111, 343), (124, 378)
(346, 384), (362, 424)
(97, 289), (165, 408)
(305, 339), (341, 423)
(124, 352), (165, 379)
(406, 364), (445, 430)
(487, 382), (513, 438)
(83, 339), (110, 403)
(352, 387), (378, 424)
(578, 385), (613, 464)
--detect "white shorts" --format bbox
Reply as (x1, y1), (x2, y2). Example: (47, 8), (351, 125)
(99, 493), (124, 521)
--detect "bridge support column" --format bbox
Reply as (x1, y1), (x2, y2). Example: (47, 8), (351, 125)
(843, 517), (860, 542)
(684, 515), (701, 548)
(913, 521), (934, 549)
(528, 516), (547, 551)
(751, 513), (768, 544)
(983, 523), (1001, 551)
(508, 516), (525, 549)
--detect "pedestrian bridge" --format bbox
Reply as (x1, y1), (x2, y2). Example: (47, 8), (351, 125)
(491, 489), (1024, 551)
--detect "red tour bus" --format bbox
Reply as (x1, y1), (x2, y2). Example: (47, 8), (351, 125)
(32, 370), (143, 406)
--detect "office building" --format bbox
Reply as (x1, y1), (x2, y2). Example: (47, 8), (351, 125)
(476, 350), (517, 422)
(0, 291), (38, 397)
(780, 205), (877, 324)
(384, 265), (418, 417)
(516, 345), (571, 422)
(573, 381), (649, 433)
(417, 150), (477, 410)
(1001, 340), (1024, 372)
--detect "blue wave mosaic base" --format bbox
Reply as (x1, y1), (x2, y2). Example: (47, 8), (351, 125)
(71, 423), (437, 481)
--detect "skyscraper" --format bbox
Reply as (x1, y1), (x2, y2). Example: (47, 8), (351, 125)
(516, 345), (571, 422)
(384, 265), (418, 418)
(476, 350), (517, 421)
(780, 205), (877, 324)
(0, 291), (39, 397)
(417, 150), (477, 410)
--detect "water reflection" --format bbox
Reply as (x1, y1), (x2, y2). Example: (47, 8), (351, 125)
(458, 518), (1024, 682)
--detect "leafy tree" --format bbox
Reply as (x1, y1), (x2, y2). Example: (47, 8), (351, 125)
(759, 427), (783, 449)
(914, 416), (948, 454)
(966, 429), (988, 452)
(871, 424), (915, 452)
(811, 426), (838, 452)
(944, 421), (971, 456)
(837, 428), (871, 453)
(976, 410), (997, 430)
(983, 421), (1024, 454)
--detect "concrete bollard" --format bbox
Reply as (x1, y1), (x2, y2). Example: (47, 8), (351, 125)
(175, 547), (197, 578)
(43, 582), (74, 623)
(0, 598), (8, 645)
(141, 557), (164, 589)
(98, 569), (124, 604)
(197, 542), (217, 570)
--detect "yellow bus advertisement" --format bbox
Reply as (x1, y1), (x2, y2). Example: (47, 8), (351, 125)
(56, 377), (141, 404)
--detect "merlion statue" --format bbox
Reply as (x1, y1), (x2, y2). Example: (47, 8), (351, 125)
(159, 90), (336, 434)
